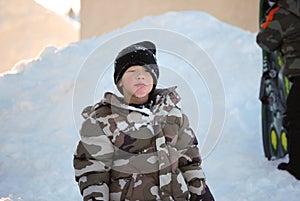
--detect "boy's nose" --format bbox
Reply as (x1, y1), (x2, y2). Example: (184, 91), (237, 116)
(137, 71), (145, 79)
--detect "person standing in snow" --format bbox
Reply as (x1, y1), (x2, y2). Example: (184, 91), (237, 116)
(256, 0), (300, 180)
(73, 41), (215, 200)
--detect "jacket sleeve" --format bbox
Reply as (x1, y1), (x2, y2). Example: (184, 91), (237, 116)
(176, 113), (208, 200)
(73, 117), (114, 201)
(256, 6), (283, 52)
(163, 101), (208, 200)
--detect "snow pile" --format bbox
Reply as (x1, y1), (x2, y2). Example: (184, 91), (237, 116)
(0, 11), (299, 201)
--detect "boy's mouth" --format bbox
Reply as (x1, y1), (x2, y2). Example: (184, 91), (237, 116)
(135, 83), (146, 87)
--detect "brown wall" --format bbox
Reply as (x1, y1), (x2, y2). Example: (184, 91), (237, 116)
(80, 0), (259, 39)
(0, 0), (78, 73)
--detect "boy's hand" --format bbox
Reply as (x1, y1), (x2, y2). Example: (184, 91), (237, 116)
(190, 186), (215, 201)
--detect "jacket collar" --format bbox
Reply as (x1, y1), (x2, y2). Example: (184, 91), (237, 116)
(81, 86), (180, 119)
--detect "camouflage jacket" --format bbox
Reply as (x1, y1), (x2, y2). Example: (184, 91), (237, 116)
(73, 87), (207, 201)
(256, 0), (300, 78)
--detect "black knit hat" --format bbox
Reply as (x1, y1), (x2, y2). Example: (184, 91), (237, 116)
(114, 41), (159, 93)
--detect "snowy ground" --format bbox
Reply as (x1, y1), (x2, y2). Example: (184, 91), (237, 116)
(1, 11), (299, 201)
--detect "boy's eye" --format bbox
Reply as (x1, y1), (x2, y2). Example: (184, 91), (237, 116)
(126, 67), (149, 74)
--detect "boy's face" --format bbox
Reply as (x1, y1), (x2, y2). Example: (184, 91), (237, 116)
(118, 65), (154, 104)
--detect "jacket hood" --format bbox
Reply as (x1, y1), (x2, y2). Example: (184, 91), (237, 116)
(277, 0), (300, 17)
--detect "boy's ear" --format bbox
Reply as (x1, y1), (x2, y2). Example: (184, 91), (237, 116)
(118, 80), (123, 88)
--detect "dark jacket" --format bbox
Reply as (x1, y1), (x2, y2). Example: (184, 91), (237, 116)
(256, 0), (300, 78)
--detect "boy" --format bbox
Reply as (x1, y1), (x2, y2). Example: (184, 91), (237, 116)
(73, 41), (215, 200)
